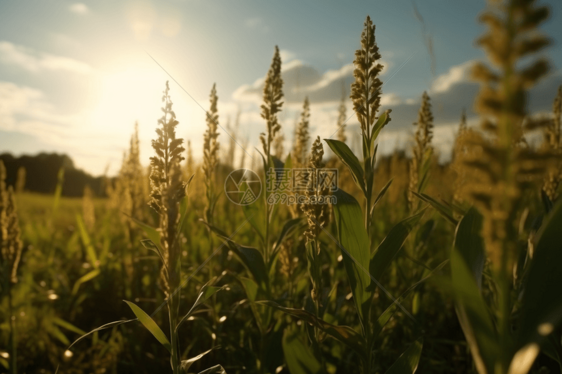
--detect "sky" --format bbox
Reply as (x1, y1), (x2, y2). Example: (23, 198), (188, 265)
(0, 0), (561, 176)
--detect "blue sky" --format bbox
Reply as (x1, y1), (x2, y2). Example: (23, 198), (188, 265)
(0, 0), (561, 175)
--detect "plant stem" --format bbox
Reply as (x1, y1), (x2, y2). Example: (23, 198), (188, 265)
(169, 291), (180, 373)
(8, 285), (17, 374)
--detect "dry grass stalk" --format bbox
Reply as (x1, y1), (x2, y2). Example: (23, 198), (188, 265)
(224, 111), (240, 168)
(292, 97), (311, 168)
(301, 137), (330, 244)
(336, 90), (347, 143)
(203, 84), (220, 222)
(148, 81), (186, 296)
(350, 15), (392, 232)
(408, 91), (434, 210)
(274, 131), (285, 160)
(114, 123), (148, 226)
(451, 109), (470, 206)
(467, 0), (552, 274)
(259, 46), (284, 158)
(350, 15), (390, 140)
(203, 84), (220, 184)
(0, 161), (23, 284)
(185, 140), (194, 180)
(278, 237), (295, 280)
(148, 81), (187, 372)
(543, 85), (562, 201)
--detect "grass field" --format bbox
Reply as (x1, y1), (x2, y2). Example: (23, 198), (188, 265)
(1, 1), (562, 374)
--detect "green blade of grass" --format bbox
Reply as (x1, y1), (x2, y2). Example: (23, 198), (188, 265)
(384, 339), (423, 374)
(282, 327), (323, 374)
(325, 139), (366, 194)
(124, 300), (171, 352)
(332, 188), (372, 337)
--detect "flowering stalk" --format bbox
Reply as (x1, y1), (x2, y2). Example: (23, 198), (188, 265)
(259, 46), (284, 265)
(148, 81), (186, 373)
(0, 160), (23, 374)
(350, 16), (392, 234)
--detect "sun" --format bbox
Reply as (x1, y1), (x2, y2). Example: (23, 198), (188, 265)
(91, 65), (168, 140)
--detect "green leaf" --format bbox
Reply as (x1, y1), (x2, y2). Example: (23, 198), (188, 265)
(242, 201), (266, 244)
(48, 324), (70, 345)
(71, 269), (100, 296)
(140, 239), (166, 268)
(282, 327), (323, 374)
(52, 317), (86, 336)
(181, 348), (214, 373)
(284, 153), (293, 171)
(370, 210), (425, 287)
(384, 339), (423, 374)
(371, 110), (391, 144)
(198, 365), (227, 374)
(332, 188), (372, 336)
(261, 301), (367, 358)
(176, 284), (222, 331)
(126, 214), (161, 248)
(203, 222), (269, 293)
(373, 260), (448, 339)
(76, 214), (99, 268)
(272, 217), (302, 256)
(371, 178), (393, 213)
(411, 192), (458, 226)
(239, 277), (267, 334)
(270, 155), (284, 170)
(417, 147), (433, 194)
(373, 302), (399, 340)
(541, 189), (553, 213)
(453, 208), (485, 289)
(517, 200), (562, 351)
(451, 249), (498, 374)
(270, 218), (302, 277)
(124, 300), (171, 352)
(175, 195), (190, 243)
(324, 139), (366, 194)
(64, 318), (137, 353)
(239, 277), (259, 302)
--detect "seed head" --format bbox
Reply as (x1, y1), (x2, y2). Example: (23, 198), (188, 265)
(467, 0), (552, 272)
(350, 16), (388, 137)
(336, 91), (347, 143)
(148, 81), (187, 296)
(260, 46), (284, 156)
(301, 137), (330, 245)
(292, 97), (311, 168)
(408, 91), (434, 210)
(543, 85), (562, 201)
(0, 161), (23, 284)
(203, 83), (220, 187)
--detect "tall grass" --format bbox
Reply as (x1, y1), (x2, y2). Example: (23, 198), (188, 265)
(2, 2), (562, 374)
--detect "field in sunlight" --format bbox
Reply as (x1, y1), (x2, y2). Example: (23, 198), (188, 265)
(1, 1), (562, 374)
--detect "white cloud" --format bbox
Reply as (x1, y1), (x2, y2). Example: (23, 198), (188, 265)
(0, 41), (93, 74)
(69, 3), (89, 15)
(0, 81), (83, 146)
(279, 49), (295, 64)
(233, 59), (392, 106)
(430, 60), (474, 94)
